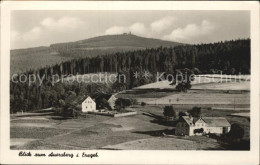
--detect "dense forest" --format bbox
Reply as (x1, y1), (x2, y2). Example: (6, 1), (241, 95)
(10, 39), (250, 113)
(39, 39), (251, 76)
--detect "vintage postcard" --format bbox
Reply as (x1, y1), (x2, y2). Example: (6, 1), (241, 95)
(0, 1), (259, 164)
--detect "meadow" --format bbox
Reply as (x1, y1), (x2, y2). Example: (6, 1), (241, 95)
(118, 74), (250, 105)
(10, 104), (249, 150)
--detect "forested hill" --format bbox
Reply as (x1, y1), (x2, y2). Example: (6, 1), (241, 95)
(11, 34), (182, 74)
(27, 38), (250, 78)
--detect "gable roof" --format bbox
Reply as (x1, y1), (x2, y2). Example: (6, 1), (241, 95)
(182, 116), (194, 126)
(108, 94), (117, 101)
(181, 116), (230, 127)
(75, 96), (89, 104)
(65, 94), (86, 104)
(66, 95), (95, 105)
(202, 117), (231, 127)
(82, 96), (95, 103)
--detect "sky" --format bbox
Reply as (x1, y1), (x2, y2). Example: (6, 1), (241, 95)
(11, 10), (250, 49)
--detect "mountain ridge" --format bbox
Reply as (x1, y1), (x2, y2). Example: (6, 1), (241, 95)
(50, 33), (182, 49)
(11, 33), (183, 74)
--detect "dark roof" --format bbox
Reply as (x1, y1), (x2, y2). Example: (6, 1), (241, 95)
(182, 116), (194, 126)
(65, 95), (89, 105)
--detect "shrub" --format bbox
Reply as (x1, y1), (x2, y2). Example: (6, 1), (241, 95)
(188, 106), (202, 117)
(115, 98), (132, 110)
(163, 106), (176, 119)
(95, 93), (112, 109)
(228, 123), (244, 141)
(176, 82), (192, 92)
(96, 98), (109, 109)
(178, 111), (187, 119)
(141, 102), (146, 106)
(219, 124), (248, 150)
(130, 98), (137, 105)
(61, 103), (82, 118)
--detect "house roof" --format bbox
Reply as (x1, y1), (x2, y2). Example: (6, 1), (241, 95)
(182, 116), (194, 126)
(65, 95), (92, 105)
(202, 117), (231, 127)
(95, 94), (117, 101)
(108, 94), (117, 101)
(74, 96), (89, 105)
(181, 116), (230, 127)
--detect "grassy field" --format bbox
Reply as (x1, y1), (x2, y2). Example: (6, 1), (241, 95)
(117, 77), (250, 108)
(117, 89), (250, 107)
(102, 136), (222, 150)
(11, 48), (73, 74)
(192, 81), (250, 90)
(135, 80), (175, 89)
(135, 75), (250, 90)
(117, 90), (175, 103)
(10, 104), (249, 150)
(145, 91), (250, 105)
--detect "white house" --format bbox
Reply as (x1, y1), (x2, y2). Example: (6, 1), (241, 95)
(81, 96), (96, 112)
(107, 94), (117, 110)
(175, 116), (231, 136)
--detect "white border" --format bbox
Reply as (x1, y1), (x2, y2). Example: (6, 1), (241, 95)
(1, 1), (259, 164)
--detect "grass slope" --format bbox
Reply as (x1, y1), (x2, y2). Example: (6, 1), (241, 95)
(11, 34), (182, 74)
(51, 34), (181, 49)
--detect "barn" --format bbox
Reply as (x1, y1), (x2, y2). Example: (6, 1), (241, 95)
(175, 116), (231, 136)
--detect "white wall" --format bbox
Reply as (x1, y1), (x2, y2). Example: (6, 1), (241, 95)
(204, 126), (230, 134)
(108, 96), (116, 110)
(189, 119), (206, 136)
(82, 97), (96, 112)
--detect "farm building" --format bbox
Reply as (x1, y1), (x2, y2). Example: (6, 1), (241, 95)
(82, 96), (96, 112)
(108, 94), (117, 110)
(175, 116), (231, 136)
(94, 94), (117, 110)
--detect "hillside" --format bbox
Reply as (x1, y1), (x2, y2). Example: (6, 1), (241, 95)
(51, 33), (182, 49)
(11, 34), (182, 74)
